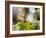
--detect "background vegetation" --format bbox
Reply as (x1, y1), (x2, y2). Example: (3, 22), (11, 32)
(12, 7), (40, 31)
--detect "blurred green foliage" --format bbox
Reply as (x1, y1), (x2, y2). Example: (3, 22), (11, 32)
(34, 8), (40, 20)
(13, 21), (40, 31)
(13, 8), (40, 31)
(24, 21), (32, 30)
